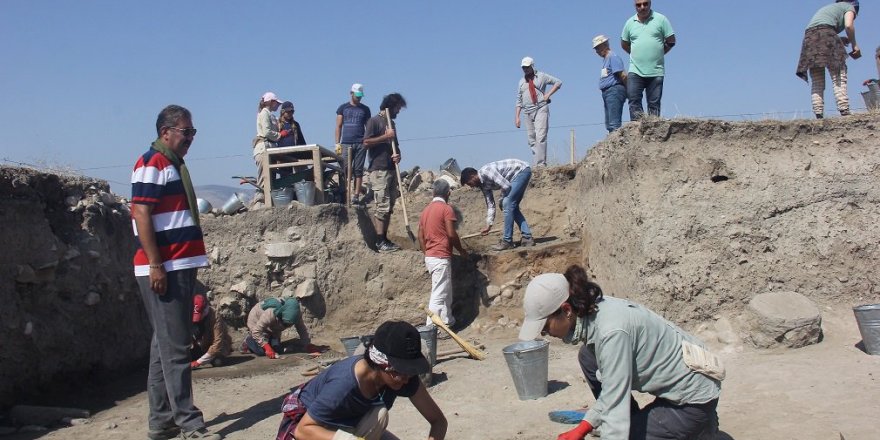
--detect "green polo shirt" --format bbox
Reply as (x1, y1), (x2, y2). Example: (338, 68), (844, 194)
(621, 11), (675, 77)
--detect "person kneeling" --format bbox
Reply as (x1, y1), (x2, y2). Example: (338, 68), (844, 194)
(242, 297), (318, 358)
(191, 293), (232, 368)
(277, 321), (447, 440)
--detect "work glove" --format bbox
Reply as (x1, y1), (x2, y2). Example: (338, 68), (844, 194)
(557, 421), (593, 440)
(335, 143), (343, 155)
(279, 130), (290, 138)
(263, 343), (278, 359)
(190, 360), (202, 369)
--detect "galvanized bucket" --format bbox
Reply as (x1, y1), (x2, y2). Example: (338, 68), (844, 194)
(853, 304), (880, 355)
(502, 340), (550, 400)
(294, 181), (316, 206)
(221, 193), (245, 214)
(271, 187), (294, 207)
(416, 325), (438, 387)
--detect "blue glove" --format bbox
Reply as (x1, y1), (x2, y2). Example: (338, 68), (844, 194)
(548, 410), (587, 425)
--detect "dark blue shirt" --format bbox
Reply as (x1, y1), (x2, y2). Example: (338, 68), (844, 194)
(299, 356), (420, 429)
(336, 102), (371, 144)
(599, 52), (625, 91)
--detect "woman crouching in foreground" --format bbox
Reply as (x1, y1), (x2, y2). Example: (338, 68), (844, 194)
(277, 321), (447, 440)
(521, 265), (723, 440)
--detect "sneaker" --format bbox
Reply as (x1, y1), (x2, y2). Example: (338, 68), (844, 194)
(521, 237), (535, 247)
(491, 240), (515, 251)
(350, 196), (361, 206)
(179, 428), (221, 440)
(377, 240), (401, 253)
(147, 426), (180, 440)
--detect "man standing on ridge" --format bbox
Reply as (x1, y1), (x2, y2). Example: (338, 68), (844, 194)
(621, 0), (675, 120)
(336, 83), (371, 205)
(131, 105), (220, 440)
(515, 56), (562, 167)
(363, 93), (407, 253)
(593, 34), (628, 133)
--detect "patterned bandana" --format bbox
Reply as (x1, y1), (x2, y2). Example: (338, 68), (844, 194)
(368, 344), (390, 369)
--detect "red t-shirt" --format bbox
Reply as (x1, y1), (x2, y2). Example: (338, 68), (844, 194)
(419, 199), (457, 258)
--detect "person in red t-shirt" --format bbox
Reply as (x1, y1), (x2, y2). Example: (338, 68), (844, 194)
(418, 180), (468, 328)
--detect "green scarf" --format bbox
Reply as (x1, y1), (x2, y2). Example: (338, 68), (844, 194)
(564, 315), (589, 345)
(151, 139), (199, 226)
(262, 297), (301, 325)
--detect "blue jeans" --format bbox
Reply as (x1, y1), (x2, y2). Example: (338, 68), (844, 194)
(501, 167), (532, 243)
(627, 74), (664, 120)
(602, 84), (627, 132)
(244, 334), (282, 357)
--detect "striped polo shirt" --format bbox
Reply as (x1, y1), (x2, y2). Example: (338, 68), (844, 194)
(130, 148), (208, 276)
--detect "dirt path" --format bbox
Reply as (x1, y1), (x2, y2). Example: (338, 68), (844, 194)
(11, 304), (878, 440)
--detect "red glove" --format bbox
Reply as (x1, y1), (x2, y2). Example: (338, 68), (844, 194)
(279, 130), (290, 138)
(263, 343), (278, 359)
(557, 421), (593, 440)
(190, 361), (201, 369)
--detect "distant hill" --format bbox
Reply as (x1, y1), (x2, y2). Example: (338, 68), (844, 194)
(195, 184), (256, 209)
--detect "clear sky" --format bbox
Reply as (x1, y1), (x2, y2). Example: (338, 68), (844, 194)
(2, 1), (878, 195)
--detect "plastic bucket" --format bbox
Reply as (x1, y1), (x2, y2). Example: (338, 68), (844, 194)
(196, 198), (212, 214)
(853, 304), (880, 355)
(294, 181), (316, 206)
(441, 158), (461, 176)
(271, 187), (294, 207)
(502, 340), (550, 400)
(221, 193), (245, 214)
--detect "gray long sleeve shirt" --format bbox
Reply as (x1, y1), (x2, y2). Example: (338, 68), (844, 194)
(516, 71), (563, 114)
(584, 297), (721, 438)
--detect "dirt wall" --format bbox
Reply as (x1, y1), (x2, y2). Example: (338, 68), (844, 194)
(0, 167), (147, 407)
(570, 115), (880, 324)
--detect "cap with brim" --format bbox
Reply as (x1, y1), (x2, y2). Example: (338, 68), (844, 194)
(373, 321), (430, 376)
(351, 83), (365, 98)
(518, 273), (570, 340)
(193, 294), (207, 323)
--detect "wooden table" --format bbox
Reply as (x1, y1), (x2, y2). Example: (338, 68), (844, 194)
(262, 144), (342, 207)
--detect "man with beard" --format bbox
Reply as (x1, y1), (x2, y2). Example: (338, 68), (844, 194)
(515, 56), (562, 167)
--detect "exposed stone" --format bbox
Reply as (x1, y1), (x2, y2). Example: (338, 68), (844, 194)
(265, 242), (297, 258)
(501, 287), (515, 299)
(745, 291), (822, 349)
(294, 263), (317, 279)
(230, 281), (249, 294)
(16, 265), (37, 283)
(295, 279), (319, 299)
(210, 247), (221, 264)
(485, 285), (501, 300)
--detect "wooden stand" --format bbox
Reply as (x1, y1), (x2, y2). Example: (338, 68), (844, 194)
(261, 144), (341, 207)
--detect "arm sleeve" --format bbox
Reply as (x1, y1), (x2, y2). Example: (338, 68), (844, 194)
(250, 310), (274, 346)
(515, 81), (523, 108)
(206, 314), (229, 357)
(257, 111), (281, 142)
(483, 189), (496, 226)
(544, 72), (563, 88)
(621, 21), (631, 42)
(584, 330), (635, 439)
(662, 16), (674, 38)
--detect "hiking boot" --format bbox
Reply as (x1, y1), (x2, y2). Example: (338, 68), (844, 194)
(377, 240), (401, 253)
(147, 425), (180, 440)
(491, 240), (515, 251)
(179, 428), (221, 440)
(521, 237), (535, 247)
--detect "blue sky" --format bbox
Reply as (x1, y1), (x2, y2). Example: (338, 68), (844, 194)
(2, 1), (878, 194)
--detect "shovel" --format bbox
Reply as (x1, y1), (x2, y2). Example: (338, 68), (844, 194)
(385, 110), (418, 246)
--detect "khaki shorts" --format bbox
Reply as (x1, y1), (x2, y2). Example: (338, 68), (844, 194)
(370, 169), (397, 221)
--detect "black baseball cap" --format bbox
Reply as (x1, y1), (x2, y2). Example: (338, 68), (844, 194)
(373, 321), (430, 376)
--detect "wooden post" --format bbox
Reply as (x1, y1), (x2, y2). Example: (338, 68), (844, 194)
(262, 150), (273, 207)
(312, 147), (324, 204)
(570, 129), (575, 165)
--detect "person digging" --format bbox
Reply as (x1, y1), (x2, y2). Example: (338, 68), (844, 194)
(460, 158), (534, 251)
(241, 297), (325, 358)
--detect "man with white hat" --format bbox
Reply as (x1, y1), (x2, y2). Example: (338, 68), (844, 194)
(515, 56), (562, 167)
(592, 35), (628, 133)
(335, 83), (372, 205)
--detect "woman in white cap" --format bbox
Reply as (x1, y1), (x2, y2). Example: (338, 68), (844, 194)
(520, 265), (722, 440)
(277, 320), (447, 440)
(253, 92), (288, 192)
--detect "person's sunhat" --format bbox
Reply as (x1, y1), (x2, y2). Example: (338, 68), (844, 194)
(592, 35), (609, 49)
(373, 321), (430, 376)
(521, 56), (535, 67)
(351, 83), (364, 98)
(261, 92), (282, 103)
(518, 273), (570, 340)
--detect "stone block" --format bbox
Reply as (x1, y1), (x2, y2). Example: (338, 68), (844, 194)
(485, 285), (501, 300)
(265, 242), (296, 258)
(745, 291), (822, 349)
(295, 279), (318, 299)
(294, 263), (317, 279)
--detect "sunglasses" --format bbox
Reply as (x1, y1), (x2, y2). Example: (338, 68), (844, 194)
(165, 127), (198, 137)
(636, 2), (650, 8)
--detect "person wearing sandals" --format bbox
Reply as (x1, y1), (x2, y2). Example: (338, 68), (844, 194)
(276, 321), (447, 440)
(520, 265), (723, 439)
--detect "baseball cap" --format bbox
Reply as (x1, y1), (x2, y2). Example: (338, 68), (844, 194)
(193, 294), (207, 323)
(351, 83), (364, 98)
(592, 34), (609, 49)
(521, 56), (535, 67)
(372, 321), (430, 376)
(261, 92), (282, 103)
(518, 273), (570, 340)
(280, 101), (294, 111)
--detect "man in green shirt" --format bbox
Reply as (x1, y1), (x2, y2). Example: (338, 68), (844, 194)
(621, 0), (676, 120)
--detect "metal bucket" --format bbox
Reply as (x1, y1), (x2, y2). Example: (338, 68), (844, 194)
(271, 187), (294, 207)
(221, 193), (245, 214)
(441, 158), (461, 176)
(502, 340), (550, 400)
(853, 304), (880, 355)
(294, 181), (316, 206)
(196, 198), (212, 214)
(339, 335), (373, 357)
(862, 91), (879, 111)
(417, 325), (438, 387)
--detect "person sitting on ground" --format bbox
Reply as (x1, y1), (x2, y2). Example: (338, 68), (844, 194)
(276, 320), (447, 440)
(460, 158), (534, 251)
(190, 293), (232, 369)
(520, 265), (723, 440)
(242, 297), (318, 358)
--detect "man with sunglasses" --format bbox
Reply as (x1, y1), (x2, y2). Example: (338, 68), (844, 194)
(621, 0), (676, 121)
(131, 106), (219, 439)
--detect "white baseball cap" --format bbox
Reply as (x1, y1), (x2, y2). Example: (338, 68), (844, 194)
(351, 83), (364, 97)
(518, 273), (570, 340)
(521, 56), (535, 67)
(592, 35), (609, 49)
(261, 92), (282, 103)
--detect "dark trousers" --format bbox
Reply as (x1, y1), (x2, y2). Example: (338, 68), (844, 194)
(578, 344), (719, 439)
(137, 269), (205, 432)
(627, 74), (664, 120)
(244, 334), (282, 357)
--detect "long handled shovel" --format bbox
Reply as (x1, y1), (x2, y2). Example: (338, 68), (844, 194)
(385, 110), (417, 246)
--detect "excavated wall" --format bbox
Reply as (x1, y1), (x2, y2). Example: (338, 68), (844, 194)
(571, 115), (880, 324)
